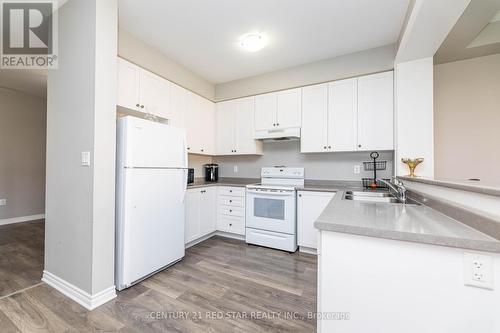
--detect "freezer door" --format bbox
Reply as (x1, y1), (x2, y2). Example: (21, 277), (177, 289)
(117, 168), (185, 288)
(120, 116), (187, 168)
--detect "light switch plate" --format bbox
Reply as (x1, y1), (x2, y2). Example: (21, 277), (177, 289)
(354, 165), (361, 174)
(0, 199), (6, 206)
(464, 252), (494, 290)
(81, 151), (91, 166)
(233, 165), (238, 173)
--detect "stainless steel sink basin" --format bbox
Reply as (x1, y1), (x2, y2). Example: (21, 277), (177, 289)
(345, 191), (392, 198)
(344, 190), (420, 205)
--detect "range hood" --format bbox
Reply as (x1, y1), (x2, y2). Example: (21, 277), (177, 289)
(254, 127), (301, 141)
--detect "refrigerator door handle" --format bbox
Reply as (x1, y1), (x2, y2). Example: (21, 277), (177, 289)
(181, 168), (188, 203)
(183, 135), (188, 169)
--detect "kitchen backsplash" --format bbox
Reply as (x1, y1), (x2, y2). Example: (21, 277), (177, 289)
(188, 154), (213, 177)
(212, 141), (394, 181)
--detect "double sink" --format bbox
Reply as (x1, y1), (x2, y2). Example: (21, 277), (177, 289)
(344, 190), (420, 205)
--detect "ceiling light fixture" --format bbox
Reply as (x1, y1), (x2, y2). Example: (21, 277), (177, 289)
(239, 32), (267, 52)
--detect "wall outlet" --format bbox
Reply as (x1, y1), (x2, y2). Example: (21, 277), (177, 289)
(81, 151), (91, 166)
(233, 165), (238, 173)
(0, 199), (6, 206)
(464, 252), (494, 290)
(354, 165), (361, 174)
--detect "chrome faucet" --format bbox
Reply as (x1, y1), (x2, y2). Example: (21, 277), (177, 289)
(376, 177), (407, 204)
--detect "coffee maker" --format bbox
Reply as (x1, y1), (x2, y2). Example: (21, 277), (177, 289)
(204, 164), (219, 182)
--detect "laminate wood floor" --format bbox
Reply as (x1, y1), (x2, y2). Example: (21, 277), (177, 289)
(0, 235), (317, 332)
(0, 220), (44, 298)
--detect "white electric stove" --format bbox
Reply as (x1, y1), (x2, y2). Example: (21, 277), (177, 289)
(245, 167), (304, 252)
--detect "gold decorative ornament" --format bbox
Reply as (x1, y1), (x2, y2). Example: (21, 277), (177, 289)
(401, 158), (424, 177)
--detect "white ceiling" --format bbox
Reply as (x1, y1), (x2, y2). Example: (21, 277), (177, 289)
(119, 0), (409, 83)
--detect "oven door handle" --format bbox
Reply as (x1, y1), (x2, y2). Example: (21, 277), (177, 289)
(246, 189), (295, 196)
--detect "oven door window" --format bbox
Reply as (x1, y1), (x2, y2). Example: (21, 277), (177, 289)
(254, 197), (285, 220)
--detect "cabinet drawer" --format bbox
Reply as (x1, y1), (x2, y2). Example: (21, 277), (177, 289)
(218, 195), (245, 207)
(218, 205), (245, 217)
(217, 215), (245, 235)
(218, 186), (245, 197)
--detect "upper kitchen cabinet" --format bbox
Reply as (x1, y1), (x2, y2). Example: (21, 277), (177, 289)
(300, 72), (393, 153)
(328, 78), (358, 152)
(277, 88), (302, 128)
(357, 71), (394, 151)
(254, 88), (302, 139)
(139, 70), (171, 119)
(117, 58), (140, 111)
(301, 84), (328, 153)
(301, 79), (357, 153)
(117, 58), (171, 119)
(186, 91), (216, 155)
(169, 83), (187, 129)
(216, 97), (263, 155)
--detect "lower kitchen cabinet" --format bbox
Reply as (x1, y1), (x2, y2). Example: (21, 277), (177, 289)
(185, 187), (217, 243)
(297, 191), (336, 249)
(216, 186), (245, 235)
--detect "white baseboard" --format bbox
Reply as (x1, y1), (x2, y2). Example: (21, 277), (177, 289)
(299, 246), (317, 255)
(42, 271), (116, 310)
(0, 214), (45, 226)
(215, 231), (245, 241)
(185, 231), (246, 249)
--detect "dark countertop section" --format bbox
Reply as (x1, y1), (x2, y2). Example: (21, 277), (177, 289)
(314, 189), (500, 253)
(399, 176), (500, 197)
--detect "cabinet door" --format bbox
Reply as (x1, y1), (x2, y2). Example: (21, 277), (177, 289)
(301, 84), (328, 153)
(357, 71), (394, 151)
(117, 58), (140, 111)
(185, 92), (203, 153)
(139, 70), (171, 118)
(200, 187), (217, 236)
(169, 83), (187, 129)
(215, 100), (236, 155)
(185, 189), (201, 243)
(235, 96), (261, 154)
(199, 98), (216, 155)
(328, 78), (358, 152)
(277, 88), (302, 129)
(297, 191), (335, 249)
(254, 93), (277, 131)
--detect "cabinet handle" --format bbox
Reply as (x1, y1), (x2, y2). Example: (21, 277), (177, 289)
(273, 123), (276, 127)
(135, 103), (140, 107)
(358, 144), (362, 148)
(299, 194), (302, 197)
(276, 123), (280, 126)
(229, 223), (232, 226)
(140, 105), (144, 109)
(328, 145), (331, 149)
(187, 147), (190, 150)
(229, 209), (232, 212)
(201, 149), (204, 152)
(229, 200), (232, 203)
(229, 190), (232, 193)
(323, 146), (327, 149)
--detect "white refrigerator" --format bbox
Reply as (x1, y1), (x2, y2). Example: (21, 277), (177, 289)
(115, 116), (187, 290)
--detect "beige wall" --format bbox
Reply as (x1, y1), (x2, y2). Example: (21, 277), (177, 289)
(188, 154), (213, 178)
(118, 29), (215, 101)
(434, 53), (500, 183)
(0, 88), (46, 220)
(215, 44), (397, 101)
